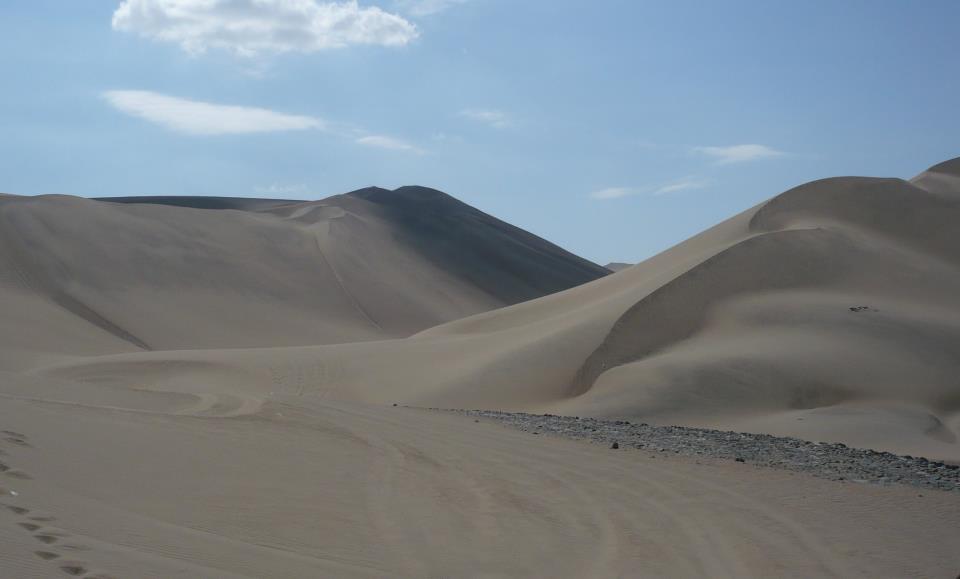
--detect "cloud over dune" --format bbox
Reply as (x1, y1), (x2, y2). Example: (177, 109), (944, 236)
(356, 135), (422, 153)
(694, 144), (785, 165)
(103, 90), (325, 135)
(459, 109), (510, 128)
(104, 90), (423, 154)
(590, 177), (708, 200)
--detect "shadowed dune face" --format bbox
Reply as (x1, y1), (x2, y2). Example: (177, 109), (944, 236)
(338, 186), (612, 304)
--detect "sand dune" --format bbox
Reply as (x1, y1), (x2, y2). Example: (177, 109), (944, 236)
(1, 161), (959, 576)
(0, 186), (607, 358)
(23, 159), (960, 461)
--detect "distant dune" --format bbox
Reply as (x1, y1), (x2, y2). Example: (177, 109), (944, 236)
(0, 186), (607, 361)
(604, 262), (632, 272)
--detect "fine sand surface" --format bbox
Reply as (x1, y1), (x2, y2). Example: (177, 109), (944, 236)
(0, 398), (956, 578)
(1, 161), (960, 576)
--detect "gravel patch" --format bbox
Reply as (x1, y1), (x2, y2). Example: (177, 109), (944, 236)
(443, 409), (960, 493)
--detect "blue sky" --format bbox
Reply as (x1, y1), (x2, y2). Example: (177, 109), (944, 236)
(1, 1), (958, 264)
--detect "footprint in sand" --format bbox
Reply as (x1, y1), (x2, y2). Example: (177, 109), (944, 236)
(59, 563), (115, 578)
(0, 434), (112, 578)
(4, 436), (31, 447)
(34, 532), (63, 544)
(0, 459), (32, 479)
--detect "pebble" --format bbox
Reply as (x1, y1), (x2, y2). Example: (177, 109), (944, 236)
(449, 409), (960, 493)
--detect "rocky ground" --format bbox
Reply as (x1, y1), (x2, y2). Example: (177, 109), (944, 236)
(441, 409), (960, 493)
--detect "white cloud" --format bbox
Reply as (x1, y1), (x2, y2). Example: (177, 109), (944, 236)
(103, 90), (324, 135)
(590, 177), (708, 200)
(652, 176), (708, 195)
(459, 108), (510, 128)
(105, 90), (424, 153)
(430, 132), (464, 144)
(589, 187), (633, 200)
(112, 0), (419, 57)
(396, 0), (468, 16)
(356, 135), (422, 153)
(694, 144), (785, 165)
(255, 183), (310, 195)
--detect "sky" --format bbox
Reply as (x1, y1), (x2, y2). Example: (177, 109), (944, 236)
(1, 1), (958, 264)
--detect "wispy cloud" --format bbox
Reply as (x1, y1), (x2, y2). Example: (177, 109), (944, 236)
(589, 177), (708, 200)
(396, 0), (469, 16)
(653, 176), (708, 195)
(459, 108), (511, 129)
(255, 183), (311, 196)
(112, 0), (419, 57)
(589, 187), (633, 200)
(103, 90), (324, 135)
(693, 144), (785, 165)
(356, 135), (423, 153)
(104, 90), (423, 154)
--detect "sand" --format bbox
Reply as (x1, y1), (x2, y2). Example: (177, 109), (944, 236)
(0, 162), (959, 576)
(0, 399), (956, 578)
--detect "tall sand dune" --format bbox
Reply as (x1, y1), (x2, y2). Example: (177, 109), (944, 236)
(0, 186), (607, 360)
